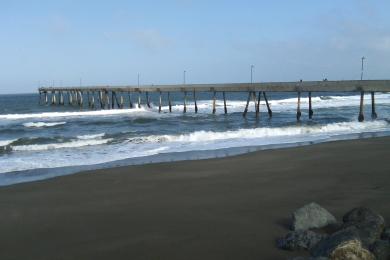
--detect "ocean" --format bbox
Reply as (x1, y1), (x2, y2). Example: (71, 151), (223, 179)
(0, 91), (389, 186)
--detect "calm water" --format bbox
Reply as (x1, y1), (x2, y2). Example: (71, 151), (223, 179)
(0, 91), (389, 186)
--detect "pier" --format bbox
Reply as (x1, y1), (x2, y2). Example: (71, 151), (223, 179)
(38, 79), (390, 121)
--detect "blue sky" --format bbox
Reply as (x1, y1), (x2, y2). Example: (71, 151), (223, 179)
(0, 0), (389, 94)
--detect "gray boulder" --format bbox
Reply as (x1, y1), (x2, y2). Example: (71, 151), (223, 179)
(310, 226), (361, 257)
(277, 230), (327, 251)
(292, 202), (337, 231)
(370, 240), (390, 260)
(343, 207), (385, 246)
(382, 227), (390, 241)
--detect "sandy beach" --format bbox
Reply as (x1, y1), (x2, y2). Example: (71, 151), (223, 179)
(0, 137), (389, 260)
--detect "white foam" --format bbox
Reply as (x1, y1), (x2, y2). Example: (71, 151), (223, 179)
(11, 138), (112, 151)
(76, 133), (105, 140)
(134, 120), (389, 144)
(1, 119), (389, 175)
(23, 122), (67, 128)
(0, 107), (148, 120)
(0, 139), (16, 147)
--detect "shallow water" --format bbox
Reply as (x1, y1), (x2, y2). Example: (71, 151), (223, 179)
(0, 91), (389, 186)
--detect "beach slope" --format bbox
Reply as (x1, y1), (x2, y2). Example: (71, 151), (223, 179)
(0, 137), (389, 259)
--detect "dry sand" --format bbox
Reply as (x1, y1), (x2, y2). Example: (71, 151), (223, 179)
(0, 137), (389, 260)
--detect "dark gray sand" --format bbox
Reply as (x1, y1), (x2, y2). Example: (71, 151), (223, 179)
(0, 137), (389, 260)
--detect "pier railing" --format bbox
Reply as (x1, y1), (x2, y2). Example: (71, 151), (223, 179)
(38, 79), (390, 121)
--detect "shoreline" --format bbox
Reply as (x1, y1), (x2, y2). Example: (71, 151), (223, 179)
(2, 130), (390, 187)
(0, 137), (389, 259)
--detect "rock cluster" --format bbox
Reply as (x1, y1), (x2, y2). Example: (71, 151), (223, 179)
(277, 203), (390, 260)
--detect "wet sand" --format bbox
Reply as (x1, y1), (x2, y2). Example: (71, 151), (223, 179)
(0, 137), (389, 260)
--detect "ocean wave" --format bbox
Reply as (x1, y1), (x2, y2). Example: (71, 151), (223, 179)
(128, 120), (390, 144)
(76, 133), (105, 140)
(0, 139), (17, 147)
(11, 138), (112, 151)
(0, 107), (148, 120)
(23, 121), (67, 128)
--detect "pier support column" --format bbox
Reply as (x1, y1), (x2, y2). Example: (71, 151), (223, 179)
(212, 91), (216, 114)
(308, 92), (313, 119)
(120, 94), (124, 109)
(91, 92), (95, 109)
(159, 92), (162, 113)
(297, 92), (301, 121)
(51, 91), (56, 105)
(79, 91), (83, 108)
(68, 92), (72, 105)
(87, 91), (91, 108)
(263, 92), (272, 118)
(146, 92), (151, 108)
(111, 91), (115, 109)
(183, 91), (187, 113)
(128, 92), (133, 108)
(138, 92), (141, 108)
(371, 92), (377, 119)
(98, 91), (103, 109)
(105, 90), (110, 109)
(193, 90), (198, 113)
(358, 91), (365, 122)
(256, 91), (261, 118)
(243, 92), (251, 117)
(45, 91), (48, 105)
(168, 92), (172, 112)
(223, 91), (227, 114)
(59, 92), (64, 105)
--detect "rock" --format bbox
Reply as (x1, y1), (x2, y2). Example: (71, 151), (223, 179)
(310, 226), (361, 257)
(370, 240), (390, 260)
(330, 239), (375, 260)
(343, 207), (385, 246)
(382, 228), (390, 241)
(292, 203), (337, 231)
(277, 230), (327, 251)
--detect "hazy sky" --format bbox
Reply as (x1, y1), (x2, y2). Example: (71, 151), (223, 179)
(1, 0), (389, 94)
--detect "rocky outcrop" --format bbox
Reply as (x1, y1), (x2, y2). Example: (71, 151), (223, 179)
(277, 230), (327, 250)
(277, 204), (389, 259)
(292, 203), (337, 231)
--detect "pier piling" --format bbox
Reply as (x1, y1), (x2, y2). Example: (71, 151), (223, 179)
(146, 92), (151, 108)
(159, 92), (162, 113)
(243, 92), (251, 117)
(212, 91), (216, 114)
(308, 92), (313, 119)
(138, 92), (141, 108)
(168, 92), (172, 112)
(297, 92), (301, 121)
(183, 91), (187, 113)
(128, 92), (133, 108)
(194, 90), (198, 113)
(223, 91), (227, 114)
(263, 92), (272, 118)
(358, 91), (365, 122)
(371, 92), (377, 119)
(256, 91), (261, 118)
